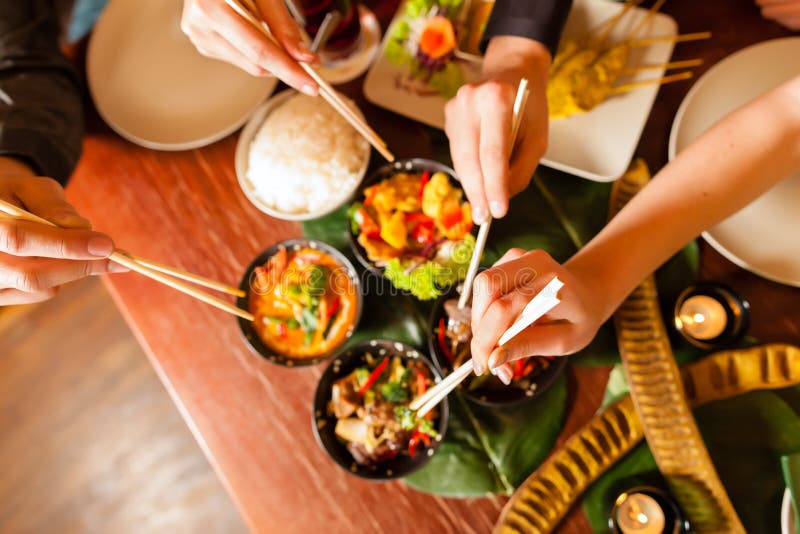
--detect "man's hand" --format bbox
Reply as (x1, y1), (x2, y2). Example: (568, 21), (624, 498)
(444, 36), (551, 223)
(0, 157), (124, 305)
(181, 0), (319, 94)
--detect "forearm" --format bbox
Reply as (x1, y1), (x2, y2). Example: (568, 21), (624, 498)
(481, 0), (573, 59)
(567, 76), (800, 320)
(0, 1), (84, 185)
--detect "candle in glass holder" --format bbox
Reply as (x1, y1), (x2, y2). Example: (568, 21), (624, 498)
(675, 295), (727, 340)
(614, 492), (666, 534)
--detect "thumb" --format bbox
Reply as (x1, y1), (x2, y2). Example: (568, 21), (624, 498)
(14, 176), (91, 230)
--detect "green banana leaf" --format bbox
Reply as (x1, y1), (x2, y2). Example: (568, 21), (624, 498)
(302, 155), (699, 497)
(584, 382), (800, 534)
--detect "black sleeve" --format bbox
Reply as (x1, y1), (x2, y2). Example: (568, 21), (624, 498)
(481, 0), (573, 59)
(0, 0), (83, 186)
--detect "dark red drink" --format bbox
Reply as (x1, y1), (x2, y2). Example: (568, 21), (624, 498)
(300, 0), (363, 58)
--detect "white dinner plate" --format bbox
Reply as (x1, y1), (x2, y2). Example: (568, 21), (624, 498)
(669, 38), (800, 287)
(87, 0), (277, 150)
(363, 0), (677, 182)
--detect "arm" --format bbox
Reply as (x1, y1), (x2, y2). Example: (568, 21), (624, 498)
(445, 0), (572, 222)
(469, 75), (800, 379)
(0, 2), (120, 306)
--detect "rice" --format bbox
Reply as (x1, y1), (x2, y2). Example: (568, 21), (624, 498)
(246, 93), (370, 215)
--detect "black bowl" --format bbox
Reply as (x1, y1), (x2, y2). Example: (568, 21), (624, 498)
(347, 158), (464, 277)
(312, 339), (449, 480)
(428, 283), (567, 407)
(237, 238), (363, 367)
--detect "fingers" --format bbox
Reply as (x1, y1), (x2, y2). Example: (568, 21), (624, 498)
(257, 0), (316, 63)
(486, 323), (578, 370)
(471, 287), (536, 373)
(0, 219), (115, 260)
(0, 287), (58, 306)
(478, 82), (514, 219)
(0, 255), (122, 294)
(446, 84), (489, 224)
(182, 0), (318, 93)
(13, 176), (91, 229)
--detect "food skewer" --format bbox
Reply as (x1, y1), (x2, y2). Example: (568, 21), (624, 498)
(610, 70), (693, 94)
(629, 31), (712, 48)
(225, 0), (395, 162)
(411, 277), (565, 418)
(0, 199), (254, 321)
(622, 57), (702, 74)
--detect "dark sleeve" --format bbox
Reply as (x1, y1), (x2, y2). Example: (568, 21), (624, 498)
(0, 0), (83, 186)
(481, 0), (573, 58)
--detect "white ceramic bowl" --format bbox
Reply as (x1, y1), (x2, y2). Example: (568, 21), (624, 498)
(235, 90), (371, 221)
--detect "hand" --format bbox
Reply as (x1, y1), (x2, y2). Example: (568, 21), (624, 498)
(444, 36), (550, 223)
(0, 157), (125, 306)
(181, 0), (319, 94)
(469, 248), (605, 383)
(756, 0), (800, 29)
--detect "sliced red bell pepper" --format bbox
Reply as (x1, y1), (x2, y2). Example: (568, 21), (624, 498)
(441, 205), (463, 229)
(410, 220), (435, 245)
(408, 429), (432, 457)
(276, 321), (288, 338)
(522, 361), (536, 378)
(416, 370), (427, 396)
(437, 318), (453, 364)
(418, 170), (431, 202)
(325, 296), (340, 321)
(354, 208), (380, 239)
(358, 356), (389, 396)
(512, 359), (525, 380)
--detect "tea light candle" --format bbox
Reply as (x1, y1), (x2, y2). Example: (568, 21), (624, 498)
(673, 283), (750, 350)
(675, 295), (727, 340)
(614, 492), (666, 534)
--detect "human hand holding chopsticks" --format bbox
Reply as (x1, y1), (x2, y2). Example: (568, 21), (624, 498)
(182, 0), (320, 94)
(0, 158), (127, 305)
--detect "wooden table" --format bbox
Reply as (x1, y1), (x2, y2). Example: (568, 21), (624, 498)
(67, 1), (799, 532)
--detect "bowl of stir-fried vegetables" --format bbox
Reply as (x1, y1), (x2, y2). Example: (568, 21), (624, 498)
(347, 158), (476, 300)
(428, 282), (567, 407)
(313, 340), (448, 479)
(237, 238), (362, 367)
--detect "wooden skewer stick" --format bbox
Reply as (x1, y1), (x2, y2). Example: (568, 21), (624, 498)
(623, 58), (703, 74)
(593, 0), (646, 48)
(0, 199), (254, 321)
(630, 31), (712, 48)
(225, 0), (394, 161)
(610, 70), (694, 94)
(627, 0), (668, 39)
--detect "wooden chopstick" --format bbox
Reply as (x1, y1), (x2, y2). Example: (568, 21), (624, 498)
(124, 253), (246, 298)
(0, 199), (254, 321)
(610, 70), (693, 94)
(224, 0), (395, 162)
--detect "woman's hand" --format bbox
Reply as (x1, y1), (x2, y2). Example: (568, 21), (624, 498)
(469, 248), (605, 383)
(756, 0), (800, 29)
(444, 36), (550, 223)
(181, 0), (319, 94)
(0, 158), (124, 306)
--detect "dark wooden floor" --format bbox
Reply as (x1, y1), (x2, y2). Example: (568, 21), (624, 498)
(0, 277), (246, 534)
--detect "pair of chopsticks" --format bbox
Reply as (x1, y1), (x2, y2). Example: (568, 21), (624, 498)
(410, 277), (565, 418)
(224, 0), (395, 163)
(0, 199), (254, 321)
(456, 78), (531, 311)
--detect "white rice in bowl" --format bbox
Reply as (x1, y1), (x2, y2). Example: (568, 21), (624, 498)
(246, 93), (370, 216)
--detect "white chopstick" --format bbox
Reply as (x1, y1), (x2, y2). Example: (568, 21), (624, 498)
(410, 276), (564, 417)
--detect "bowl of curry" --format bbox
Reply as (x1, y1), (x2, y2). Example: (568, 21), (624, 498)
(237, 238), (362, 366)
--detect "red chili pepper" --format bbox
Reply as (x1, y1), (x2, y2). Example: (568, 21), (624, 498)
(325, 296), (340, 321)
(416, 370), (427, 396)
(437, 318), (453, 364)
(358, 357), (389, 396)
(522, 361), (536, 378)
(408, 434), (419, 457)
(363, 185), (378, 207)
(418, 170), (431, 202)
(408, 429), (432, 458)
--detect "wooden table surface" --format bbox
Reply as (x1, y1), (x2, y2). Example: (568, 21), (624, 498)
(67, 1), (799, 532)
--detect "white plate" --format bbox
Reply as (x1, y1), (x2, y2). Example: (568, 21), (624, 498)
(669, 38), (800, 287)
(235, 90), (370, 221)
(783, 488), (797, 534)
(364, 0), (676, 182)
(87, 0), (277, 150)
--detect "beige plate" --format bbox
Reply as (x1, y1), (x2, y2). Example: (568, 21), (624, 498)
(87, 0), (277, 150)
(669, 38), (800, 287)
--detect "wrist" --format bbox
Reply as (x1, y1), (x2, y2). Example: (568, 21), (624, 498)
(482, 36), (550, 84)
